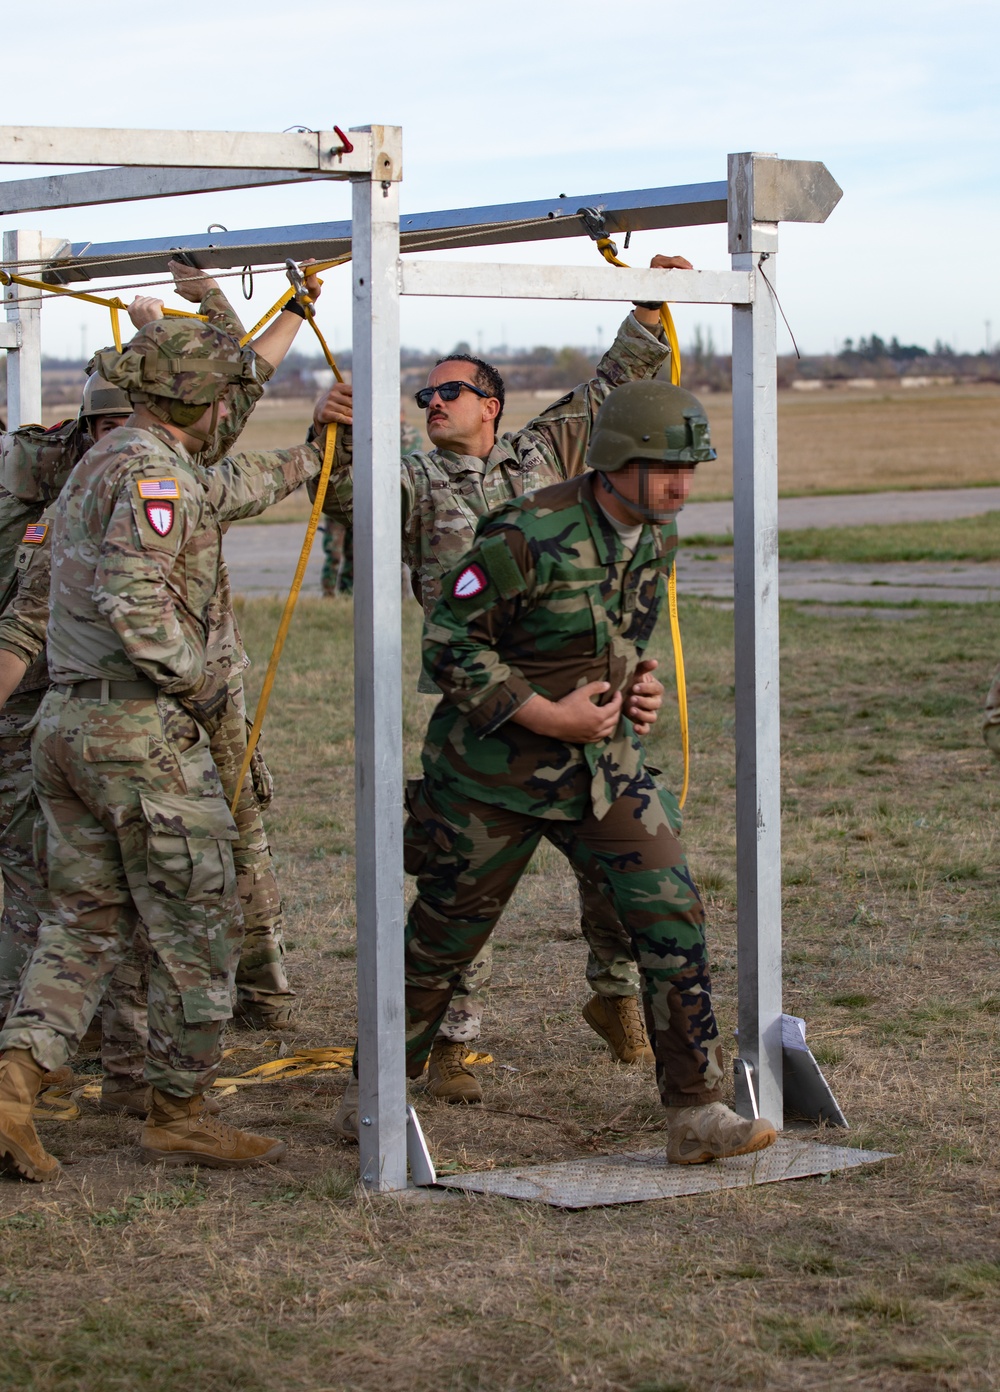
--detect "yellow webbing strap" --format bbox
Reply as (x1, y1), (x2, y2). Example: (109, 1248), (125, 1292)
(0, 268), (207, 352)
(229, 278), (347, 816)
(595, 236), (690, 807)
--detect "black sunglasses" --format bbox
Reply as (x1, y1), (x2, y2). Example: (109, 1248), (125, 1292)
(414, 380), (492, 409)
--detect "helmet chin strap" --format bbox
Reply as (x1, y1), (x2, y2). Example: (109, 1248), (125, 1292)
(598, 468), (677, 524)
(177, 399), (221, 452)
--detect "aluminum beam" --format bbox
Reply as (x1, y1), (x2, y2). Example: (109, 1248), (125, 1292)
(729, 152), (784, 1129)
(0, 126), (385, 177)
(3, 229), (42, 427)
(400, 261), (751, 305)
(0, 166), (335, 216)
(37, 182), (728, 283)
(351, 130), (408, 1193)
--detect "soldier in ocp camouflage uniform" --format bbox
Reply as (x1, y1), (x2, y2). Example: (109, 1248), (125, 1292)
(339, 382), (777, 1164)
(0, 267), (313, 1110)
(0, 372), (147, 1098)
(0, 317), (331, 1180)
(314, 271), (684, 1101)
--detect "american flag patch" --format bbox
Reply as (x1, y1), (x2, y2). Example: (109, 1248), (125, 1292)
(137, 478), (180, 500)
(21, 523), (48, 544)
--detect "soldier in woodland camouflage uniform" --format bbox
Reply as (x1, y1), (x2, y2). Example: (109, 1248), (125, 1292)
(315, 264), (685, 1101)
(0, 317), (331, 1180)
(339, 382), (777, 1164)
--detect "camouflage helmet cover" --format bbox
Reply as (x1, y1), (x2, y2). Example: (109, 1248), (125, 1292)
(587, 381), (717, 472)
(91, 319), (254, 425)
(79, 371), (131, 422)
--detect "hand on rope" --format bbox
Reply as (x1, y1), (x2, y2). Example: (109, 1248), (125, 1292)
(578, 212), (692, 805)
(0, 268), (206, 355)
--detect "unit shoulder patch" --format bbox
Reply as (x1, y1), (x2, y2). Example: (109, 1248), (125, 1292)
(144, 501), (174, 537)
(20, 523), (48, 545)
(453, 564), (488, 599)
(137, 477), (181, 500)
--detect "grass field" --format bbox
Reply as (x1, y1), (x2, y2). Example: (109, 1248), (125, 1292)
(2, 596), (997, 1391)
(222, 383), (1000, 522)
(683, 511), (1000, 563)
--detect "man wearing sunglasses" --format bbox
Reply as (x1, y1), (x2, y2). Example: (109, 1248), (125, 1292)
(314, 255), (690, 1111)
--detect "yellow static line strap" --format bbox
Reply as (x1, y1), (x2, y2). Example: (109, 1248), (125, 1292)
(594, 237), (689, 807)
(230, 415), (338, 815)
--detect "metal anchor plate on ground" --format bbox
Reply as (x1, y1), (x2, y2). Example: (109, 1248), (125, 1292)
(437, 1137), (893, 1209)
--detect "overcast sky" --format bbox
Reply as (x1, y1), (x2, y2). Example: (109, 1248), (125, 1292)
(1, 0), (996, 359)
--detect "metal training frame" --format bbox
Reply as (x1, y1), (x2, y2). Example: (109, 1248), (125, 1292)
(0, 125), (841, 1192)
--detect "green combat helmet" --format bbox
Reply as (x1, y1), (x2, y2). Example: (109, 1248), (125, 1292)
(92, 319), (255, 450)
(78, 372), (131, 429)
(586, 380), (716, 522)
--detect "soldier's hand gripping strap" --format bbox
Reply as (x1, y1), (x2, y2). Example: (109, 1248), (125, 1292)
(179, 673), (231, 738)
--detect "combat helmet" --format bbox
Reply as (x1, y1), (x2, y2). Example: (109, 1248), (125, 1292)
(587, 381), (716, 473)
(91, 319), (255, 448)
(78, 371), (131, 428)
(587, 380), (716, 523)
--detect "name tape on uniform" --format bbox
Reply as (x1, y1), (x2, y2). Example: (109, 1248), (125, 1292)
(21, 523), (48, 544)
(137, 478), (181, 500)
(453, 564), (488, 599)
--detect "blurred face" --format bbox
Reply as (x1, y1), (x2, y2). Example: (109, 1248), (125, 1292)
(91, 415), (129, 441)
(184, 398), (229, 452)
(422, 360), (500, 452)
(612, 460), (694, 518)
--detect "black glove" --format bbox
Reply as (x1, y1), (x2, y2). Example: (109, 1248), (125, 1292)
(179, 673), (231, 739)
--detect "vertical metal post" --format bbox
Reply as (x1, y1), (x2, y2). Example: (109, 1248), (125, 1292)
(3, 228), (42, 428)
(729, 152), (783, 1128)
(350, 128), (407, 1191)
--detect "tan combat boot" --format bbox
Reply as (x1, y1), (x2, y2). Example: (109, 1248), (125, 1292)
(97, 1077), (222, 1118)
(427, 1040), (483, 1104)
(232, 997), (296, 1031)
(0, 1050), (61, 1181)
(665, 1101), (777, 1165)
(332, 1078), (359, 1142)
(582, 994), (655, 1065)
(140, 1090), (286, 1169)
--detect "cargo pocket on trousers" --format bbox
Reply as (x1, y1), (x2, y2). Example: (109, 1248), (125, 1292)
(140, 790), (239, 902)
(403, 777), (458, 876)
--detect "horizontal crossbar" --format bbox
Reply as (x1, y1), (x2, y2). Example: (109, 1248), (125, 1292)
(0, 167), (334, 217)
(399, 261), (752, 306)
(0, 126), (378, 176)
(39, 181), (728, 283)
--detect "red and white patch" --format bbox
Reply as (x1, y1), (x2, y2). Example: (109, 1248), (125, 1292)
(453, 563), (488, 599)
(145, 501), (174, 537)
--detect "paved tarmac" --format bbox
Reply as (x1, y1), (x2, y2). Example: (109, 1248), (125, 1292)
(225, 487), (1000, 606)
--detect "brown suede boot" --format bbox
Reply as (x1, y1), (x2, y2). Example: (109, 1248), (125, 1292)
(0, 1050), (61, 1181)
(665, 1102), (777, 1165)
(427, 1039), (483, 1104)
(582, 994), (655, 1065)
(140, 1090), (286, 1169)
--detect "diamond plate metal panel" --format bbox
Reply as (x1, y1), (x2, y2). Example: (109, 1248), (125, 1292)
(440, 1137), (894, 1209)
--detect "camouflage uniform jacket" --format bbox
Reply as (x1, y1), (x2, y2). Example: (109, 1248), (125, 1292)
(0, 285), (267, 694)
(42, 423), (322, 693)
(320, 313), (670, 622)
(421, 473), (677, 822)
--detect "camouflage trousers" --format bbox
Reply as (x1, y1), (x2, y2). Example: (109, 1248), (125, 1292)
(984, 666), (1000, 757)
(403, 773), (724, 1108)
(210, 675), (293, 1009)
(435, 877), (640, 1042)
(321, 519), (353, 597)
(0, 688), (244, 1098)
(0, 689), (148, 1083)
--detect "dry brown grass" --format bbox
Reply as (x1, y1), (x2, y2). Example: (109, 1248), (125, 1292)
(1, 596), (997, 1391)
(219, 383), (1000, 529)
